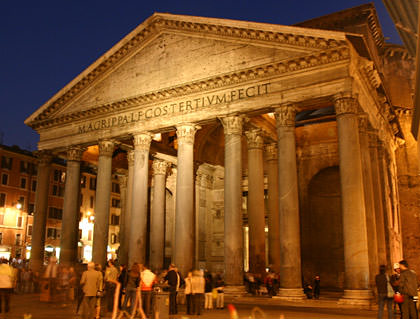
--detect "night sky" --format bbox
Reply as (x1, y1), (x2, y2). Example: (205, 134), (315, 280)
(1, 0), (401, 151)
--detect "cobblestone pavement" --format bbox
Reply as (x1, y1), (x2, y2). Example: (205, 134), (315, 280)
(2, 293), (384, 319)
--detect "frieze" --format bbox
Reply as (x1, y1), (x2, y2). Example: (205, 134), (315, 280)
(176, 124), (199, 145)
(220, 116), (243, 136)
(275, 104), (296, 127)
(298, 142), (338, 160)
(30, 45), (350, 130)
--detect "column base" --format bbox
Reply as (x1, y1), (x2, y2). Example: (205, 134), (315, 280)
(223, 285), (246, 297)
(273, 288), (306, 301)
(338, 289), (374, 308)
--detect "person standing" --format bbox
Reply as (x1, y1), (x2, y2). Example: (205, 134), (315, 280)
(191, 270), (205, 315)
(122, 263), (140, 315)
(104, 260), (119, 313)
(164, 264), (182, 315)
(140, 265), (156, 317)
(184, 271), (193, 315)
(204, 272), (213, 310)
(398, 260), (418, 319)
(214, 273), (224, 309)
(376, 265), (394, 319)
(312, 275), (321, 299)
(80, 262), (103, 319)
(0, 259), (15, 314)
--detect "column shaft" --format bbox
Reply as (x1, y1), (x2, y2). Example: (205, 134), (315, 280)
(334, 94), (371, 302)
(245, 129), (266, 275)
(358, 115), (379, 288)
(30, 151), (52, 272)
(174, 124), (198, 276)
(150, 160), (168, 271)
(275, 105), (304, 298)
(60, 147), (84, 266)
(121, 151), (134, 266)
(92, 140), (114, 267)
(221, 116), (244, 286)
(116, 172), (128, 266)
(129, 134), (152, 266)
(265, 143), (280, 273)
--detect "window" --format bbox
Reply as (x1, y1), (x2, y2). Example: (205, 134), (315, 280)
(89, 177), (96, 190)
(20, 161), (28, 173)
(111, 198), (120, 208)
(110, 214), (120, 226)
(58, 186), (65, 197)
(1, 174), (8, 185)
(17, 216), (23, 228)
(110, 233), (117, 244)
(0, 194), (5, 207)
(15, 234), (21, 245)
(80, 175), (86, 188)
(53, 169), (60, 181)
(28, 203), (34, 215)
(48, 207), (63, 220)
(47, 228), (60, 239)
(27, 225), (33, 236)
(111, 183), (120, 194)
(1, 157), (12, 170)
(31, 180), (37, 192)
(29, 162), (37, 175)
(18, 197), (24, 210)
(20, 177), (27, 189)
(90, 196), (94, 209)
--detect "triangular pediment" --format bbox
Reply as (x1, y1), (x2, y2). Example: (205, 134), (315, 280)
(25, 13), (349, 129)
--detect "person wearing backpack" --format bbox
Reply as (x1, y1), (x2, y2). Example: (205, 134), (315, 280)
(398, 260), (419, 319)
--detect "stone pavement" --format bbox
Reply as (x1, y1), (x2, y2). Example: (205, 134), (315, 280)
(2, 292), (386, 319)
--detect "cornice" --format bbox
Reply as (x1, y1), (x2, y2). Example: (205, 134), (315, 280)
(30, 45), (350, 130)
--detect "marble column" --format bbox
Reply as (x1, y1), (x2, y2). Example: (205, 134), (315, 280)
(265, 143), (281, 273)
(60, 147), (84, 266)
(220, 116), (244, 287)
(358, 114), (379, 289)
(275, 104), (305, 299)
(334, 94), (371, 304)
(150, 159), (169, 271)
(92, 140), (114, 267)
(30, 151), (52, 272)
(122, 150), (135, 266)
(368, 132), (387, 266)
(129, 133), (152, 267)
(174, 124), (199, 276)
(116, 171), (128, 266)
(245, 129), (266, 275)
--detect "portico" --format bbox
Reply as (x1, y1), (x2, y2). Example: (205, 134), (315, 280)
(26, 11), (403, 304)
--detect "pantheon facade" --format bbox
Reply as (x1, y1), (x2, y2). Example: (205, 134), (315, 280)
(26, 5), (417, 304)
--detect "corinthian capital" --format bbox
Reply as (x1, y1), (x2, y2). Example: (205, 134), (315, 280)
(245, 129), (264, 150)
(264, 143), (277, 161)
(35, 150), (53, 166)
(152, 159), (169, 176)
(333, 93), (358, 116)
(358, 113), (370, 132)
(275, 104), (296, 127)
(98, 140), (115, 157)
(66, 146), (85, 161)
(176, 124), (200, 145)
(132, 132), (152, 151)
(220, 116), (243, 136)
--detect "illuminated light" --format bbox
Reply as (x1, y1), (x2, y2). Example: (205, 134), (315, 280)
(153, 133), (162, 142)
(87, 211), (92, 216)
(16, 203), (22, 210)
(45, 246), (54, 252)
(267, 112), (275, 119)
(89, 215), (95, 222)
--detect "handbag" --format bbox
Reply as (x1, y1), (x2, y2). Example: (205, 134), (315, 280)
(386, 275), (394, 298)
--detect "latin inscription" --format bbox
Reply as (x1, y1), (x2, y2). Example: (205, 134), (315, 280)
(78, 83), (270, 134)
